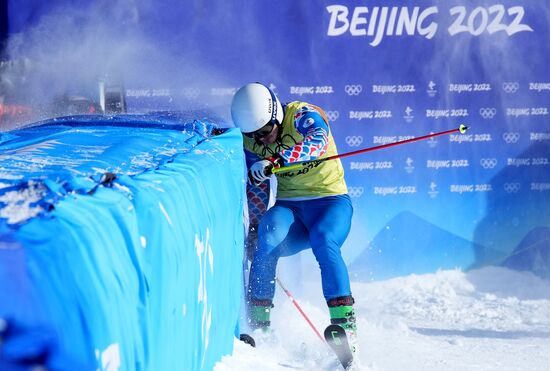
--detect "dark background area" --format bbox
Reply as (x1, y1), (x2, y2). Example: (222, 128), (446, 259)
(0, 0), (7, 57)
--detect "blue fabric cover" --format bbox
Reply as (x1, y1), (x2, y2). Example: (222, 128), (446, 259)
(0, 114), (245, 370)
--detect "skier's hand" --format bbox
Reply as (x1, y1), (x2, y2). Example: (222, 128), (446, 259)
(248, 156), (283, 184)
(248, 160), (274, 184)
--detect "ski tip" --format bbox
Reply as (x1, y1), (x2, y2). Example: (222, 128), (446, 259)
(239, 333), (256, 347)
(458, 124), (469, 134)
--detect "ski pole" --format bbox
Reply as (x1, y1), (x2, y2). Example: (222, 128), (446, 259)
(276, 277), (326, 343)
(272, 124), (468, 175)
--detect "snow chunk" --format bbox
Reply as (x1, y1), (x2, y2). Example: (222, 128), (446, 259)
(0, 182), (46, 224)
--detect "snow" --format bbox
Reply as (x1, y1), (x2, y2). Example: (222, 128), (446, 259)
(216, 266), (550, 371)
(0, 181), (46, 224)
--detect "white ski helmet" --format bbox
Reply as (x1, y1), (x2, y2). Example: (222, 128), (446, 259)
(231, 83), (284, 133)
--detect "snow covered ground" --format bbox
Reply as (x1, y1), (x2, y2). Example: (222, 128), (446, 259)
(215, 266), (550, 371)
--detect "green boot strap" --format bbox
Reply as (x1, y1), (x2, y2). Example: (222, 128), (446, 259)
(329, 305), (357, 332)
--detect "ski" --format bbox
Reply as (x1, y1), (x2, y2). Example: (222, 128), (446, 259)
(324, 324), (354, 370)
(239, 333), (256, 347)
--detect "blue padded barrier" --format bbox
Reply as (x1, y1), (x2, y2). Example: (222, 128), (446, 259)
(0, 114), (245, 370)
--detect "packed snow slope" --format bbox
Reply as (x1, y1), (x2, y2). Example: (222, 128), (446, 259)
(217, 266), (550, 371)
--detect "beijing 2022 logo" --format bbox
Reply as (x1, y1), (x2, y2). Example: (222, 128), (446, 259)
(326, 5), (533, 47)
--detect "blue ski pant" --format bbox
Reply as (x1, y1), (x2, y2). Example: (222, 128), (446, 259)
(248, 194), (353, 302)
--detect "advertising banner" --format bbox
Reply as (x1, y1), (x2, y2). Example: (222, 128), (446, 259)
(3, 0), (549, 279)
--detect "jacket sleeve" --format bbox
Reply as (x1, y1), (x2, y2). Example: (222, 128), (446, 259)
(244, 149), (262, 169)
(278, 105), (330, 164)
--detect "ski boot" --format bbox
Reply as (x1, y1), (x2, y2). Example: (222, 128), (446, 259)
(249, 299), (273, 330)
(328, 296), (358, 359)
(247, 299), (277, 345)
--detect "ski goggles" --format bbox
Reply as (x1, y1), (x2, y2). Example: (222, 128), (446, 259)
(243, 119), (278, 140)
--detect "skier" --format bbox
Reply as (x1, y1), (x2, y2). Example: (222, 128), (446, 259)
(231, 82), (358, 357)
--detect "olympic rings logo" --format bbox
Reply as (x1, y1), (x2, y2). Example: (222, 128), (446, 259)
(348, 186), (364, 198)
(502, 132), (520, 144)
(479, 108), (497, 119)
(325, 111), (340, 122)
(345, 136), (363, 147)
(344, 85), (363, 96)
(502, 82), (519, 93)
(182, 88), (200, 99)
(480, 158), (498, 169)
(503, 183), (521, 193)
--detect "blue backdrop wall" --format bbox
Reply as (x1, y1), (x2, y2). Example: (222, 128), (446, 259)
(2, 0), (549, 280)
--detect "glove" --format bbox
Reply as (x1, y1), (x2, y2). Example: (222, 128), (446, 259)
(248, 160), (273, 184)
(248, 156), (283, 184)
